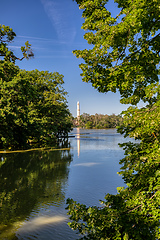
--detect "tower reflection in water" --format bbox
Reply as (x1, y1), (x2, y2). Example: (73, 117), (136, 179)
(77, 128), (80, 157)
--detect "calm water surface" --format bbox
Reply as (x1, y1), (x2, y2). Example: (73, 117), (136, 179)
(0, 129), (131, 240)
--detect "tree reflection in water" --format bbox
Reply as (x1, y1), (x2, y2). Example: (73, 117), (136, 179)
(0, 146), (73, 238)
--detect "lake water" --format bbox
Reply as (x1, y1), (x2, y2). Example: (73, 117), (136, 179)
(0, 128), (130, 240)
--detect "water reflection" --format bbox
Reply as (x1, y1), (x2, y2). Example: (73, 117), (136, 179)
(74, 128), (122, 156)
(0, 129), (133, 240)
(19, 215), (67, 231)
(73, 162), (100, 167)
(0, 147), (72, 239)
(77, 128), (80, 157)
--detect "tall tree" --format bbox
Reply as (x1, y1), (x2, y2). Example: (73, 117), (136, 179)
(0, 24), (34, 62)
(0, 24), (34, 149)
(67, 0), (160, 239)
(0, 25), (72, 149)
(23, 69), (72, 145)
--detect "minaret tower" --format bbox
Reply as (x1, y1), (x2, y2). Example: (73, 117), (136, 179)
(77, 101), (80, 123)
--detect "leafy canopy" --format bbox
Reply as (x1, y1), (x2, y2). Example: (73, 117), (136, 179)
(72, 0), (159, 105)
(0, 25), (72, 150)
(0, 24), (34, 62)
(67, 0), (160, 239)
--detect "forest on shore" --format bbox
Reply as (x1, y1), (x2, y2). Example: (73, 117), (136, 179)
(72, 113), (123, 129)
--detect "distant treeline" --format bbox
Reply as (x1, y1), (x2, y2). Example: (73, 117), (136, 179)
(72, 113), (123, 129)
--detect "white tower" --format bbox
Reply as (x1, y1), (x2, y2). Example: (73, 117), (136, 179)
(77, 101), (80, 122)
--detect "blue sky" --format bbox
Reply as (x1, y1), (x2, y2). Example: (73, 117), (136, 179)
(1, 0), (130, 117)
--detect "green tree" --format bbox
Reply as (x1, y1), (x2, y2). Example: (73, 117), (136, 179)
(67, 0), (160, 239)
(0, 24), (34, 62)
(0, 25), (72, 149)
(85, 121), (93, 129)
(24, 69), (72, 145)
(0, 25), (34, 149)
(0, 65), (35, 149)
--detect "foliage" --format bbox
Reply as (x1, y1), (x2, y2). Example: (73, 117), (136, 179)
(73, 113), (123, 129)
(0, 25), (72, 150)
(0, 24), (34, 62)
(67, 0), (160, 239)
(19, 69), (72, 146)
